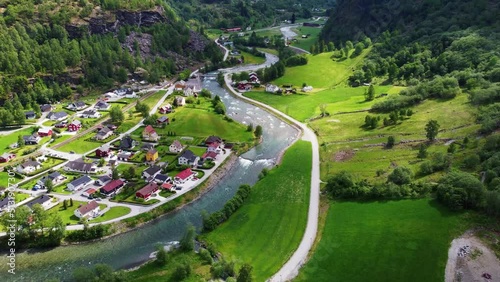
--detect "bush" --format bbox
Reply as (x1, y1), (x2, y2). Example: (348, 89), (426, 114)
(386, 136), (396, 148)
(437, 171), (484, 210)
(173, 262), (191, 281)
(199, 248), (213, 265)
(387, 167), (412, 185)
(463, 154), (480, 169)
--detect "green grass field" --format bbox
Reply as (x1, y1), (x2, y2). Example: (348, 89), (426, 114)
(296, 199), (467, 282)
(57, 132), (107, 153)
(240, 51), (266, 65)
(49, 201), (107, 225)
(143, 90), (167, 109)
(203, 140), (312, 281)
(290, 26), (322, 51)
(0, 127), (36, 154)
(91, 206), (131, 223)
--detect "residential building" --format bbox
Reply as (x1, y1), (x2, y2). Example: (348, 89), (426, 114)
(161, 183), (174, 191)
(82, 188), (98, 198)
(95, 175), (112, 186)
(302, 86), (313, 92)
(67, 175), (93, 191)
(0, 153), (16, 163)
(178, 150), (199, 167)
(116, 152), (134, 161)
(265, 84), (281, 93)
(169, 140), (183, 153)
(74, 200), (100, 219)
(38, 128), (52, 137)
(37, 172), (65, 186)
(119, 136), (137, 150)
(54, 121), (67, 128)
(174, 168), (194, 183)
(159, 104), (172, 114)
(17, 161), (42, 174)
(175, 96), (186, 106)
(40, 104), (53, 112)
(23, 134), (41, 145)
(25, 111), (36, 120)
(25, 195), (52, 210)
(136, 182), (159, 200)
(47, 111), (68, 121)
(174, 81), (186, 91)
(142, 165), (162, 179)
(156, 116), (169, 124)
(141, 143), (155, 151)
(64, 160), (97, 174)
(202, 151), (218, 161)
(95, 127), (113, 140)
(68, 120), (82, 132)
(96, 144), (111, 158)
(68, 101), (87, 111)
(249, 72), (260, 83)
(94, 101), (110, 111)
(80, 109), (101, 118)
(154, 174), (170, 184)
(207, 142), (221, 153)
(100, 179), (125, 195)
(142, 125), (160, 141)
(146, 149), (158, 162)
(0, 197), (11, 212)
(205, 136), (223, 146)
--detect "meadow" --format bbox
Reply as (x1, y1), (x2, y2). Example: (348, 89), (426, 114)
(203, 140), (312, 281)
(239, 50), (266, 65)
(0, 127), (36, 154)
(296, 199), (467, 282)
(290, 26), (322, 51)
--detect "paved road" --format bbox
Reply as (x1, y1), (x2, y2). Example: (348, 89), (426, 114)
(222, 73), (320, 281)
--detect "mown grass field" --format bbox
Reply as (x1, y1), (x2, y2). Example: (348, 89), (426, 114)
(91, 206), (131, 223)
(49, 201), (107, 225)
(290, 26), (322, 51)
(203, 141), (312, 281)
(0, 127), (36, 154)
(57, 132), (107, 153)
(143, 90), (167, 109)
(239, 51), (266, 65)
(296, 199), (467, 282)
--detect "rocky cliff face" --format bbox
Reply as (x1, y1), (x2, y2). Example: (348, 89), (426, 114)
(66, 6), (167, 38)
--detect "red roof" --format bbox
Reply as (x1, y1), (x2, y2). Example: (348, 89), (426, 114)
(202, 152), (218, 159)
(84, 188), (97, 195)
(161, 183), (174, 190)
(100, 179), (125, 193)
(176, 168), (193, 180)
(136, 182), (159, 198)
(77, 201), (99, 216)
(143, 125), (156, 134)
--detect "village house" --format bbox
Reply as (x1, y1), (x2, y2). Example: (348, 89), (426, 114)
(100, 179), (125, 195)
(169, 140), (184, 153)
(141, 143), (155, 151)
(207, 142), (221, 153)
(156, 116), (169, 125)
(154, 174), (171, 184)
(183, 86), (194, 97)
(94, 101), (110, 111)
(38, 172), (66, 186)
(38, 128), (52, 137)
(96, 144), (111, 158)
(174, 81), (186, 91)
(64, 160), (97, 174)
(136, 182), (159, 200)
(236, 81), (253, 92)
(0, 153), (16, 163)
(47, 111), (69, 121)
(142, 125), (160, 141)
(80, 109), (101, 119)
(17, 161), (42, 174)
(95, 127), (113, 141)
(40, 104), (53, 112)
(74, 200), (100, 219)
(68, 120), (82, 132)
(146, 149), (158, 162)
(178, 150), (199, 167)
(159, 104), (172, 114)
(25, 195), (52, 210)
(161, 183), (174, 191)
(25, 111), (36, 120)
(95, 175), (112, 186)
(175, 168), (194, 183)
(249, 72), (260, 84)
(116, 152), (134, 161)
(175, 96), (186, 106)
(302, 86), (313, 92)
(142, 165), (162, 180)
(120, 136), (137, 150)
(205, 136), (223, 146)
(82, 188), (98, 198)
(67, 175), (93, 191)
(202, 151), (218, 161)
(23, 134), (41, 145)
(9, 143), (18, 149)
(67, 101), (87, 111)
(54, 121), (67, 128)
(265, 84), (281, 93)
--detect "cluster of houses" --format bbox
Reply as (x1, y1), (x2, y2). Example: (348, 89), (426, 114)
(234, 72), (260, 92)
(173, 75), (203, 97)
(265, 84), (308, 95)
(103, 88), (137, 99)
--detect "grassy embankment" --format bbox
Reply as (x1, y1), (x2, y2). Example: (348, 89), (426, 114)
(202, 140), (312, 281)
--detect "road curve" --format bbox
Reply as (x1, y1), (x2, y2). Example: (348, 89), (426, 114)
(222, 74), (320, 282)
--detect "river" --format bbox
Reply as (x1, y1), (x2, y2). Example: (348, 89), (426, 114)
(0, 73), (299, 282)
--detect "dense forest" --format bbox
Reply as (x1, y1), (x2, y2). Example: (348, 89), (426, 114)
(319, 0), (500, 216)
(0, 0), (225, 126)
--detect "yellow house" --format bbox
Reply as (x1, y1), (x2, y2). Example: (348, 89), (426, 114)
(146, 149), (158, 162)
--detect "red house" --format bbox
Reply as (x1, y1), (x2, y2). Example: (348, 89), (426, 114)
(136, 182), (159, 200)
(37, 128), (52, 137)
(159, 104), (172, 114)
(68, 120), (82, 132)
(161, 183), (174, 191)
(100, 179), (125, 195)
(174, 168), (194, 183)
(0, 153), (16, 163)
(96, 144), (111, 158)
(156, 116), (169, 124)
(224, 27), (242, 32)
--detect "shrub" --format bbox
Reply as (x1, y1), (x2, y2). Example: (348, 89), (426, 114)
(387, 167), (412, 185)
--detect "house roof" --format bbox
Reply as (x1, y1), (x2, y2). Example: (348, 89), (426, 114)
(25, 111), (36, 117)
(47, 111), (68, 119)
(120, 136), (135, 149)
(157, 116), (169, 123)
(143, 125), (156, 134)
(142, 143), (155, 150)
(0, 153), (15, 159)
(83, 188), (97, 195)
(40, 172), (62, 183)
(69, 175), (93, 188)
(38, 128), (51, 134)
(208, 142), (220, 148)
(137, 182), (158, 196)
(23, 134), (39, 142)
(82, 109), (98, 116)
(40, 104), (52, 112)
(180, 150), (198, 162)
(65, 160), (95, 172)
(97, 144), (110, 152)
(202, 152), (218, 159)
(97, 175), (112, 183)
(176, 168), (193, 180)
(0, 197), (9, 209)
(175, 96), (185, 103)
(21, 161), (41, 168)
(161, 183), (174, 190)
(154, 174), (169, 182)
(70, 120), (81, 126)
(72, 101), (86, 108)
(77, 201), (99, 216)
(171, 140), (183, 149)
(100, 179), (124, 193)
(206, 136), (222, 144)
(144, 165), (161, 176)
(147, 148), (158, 155)
(26, 195), (51, 209)
(117, 152), (132, 159)
(97, 127), (112, 136)
(95, 101), (110, 108)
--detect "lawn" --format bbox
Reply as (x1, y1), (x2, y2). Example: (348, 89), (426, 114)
(142, 90), (167, 109)
(290, 26), (322, 51)
(0, 127), (36, 154)
(203, 140), (312, 281)
(239, 51), (266, 65)
(48, 135), (73, 147)
(57, 132), (110, 153)
(187, 146), (207, 157)
(49, 200), (107, 225)
(296, 199), (468, 282)
(90, 206), (131, 223)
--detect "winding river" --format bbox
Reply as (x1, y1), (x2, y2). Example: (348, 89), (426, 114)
(0, 70), (299, 281)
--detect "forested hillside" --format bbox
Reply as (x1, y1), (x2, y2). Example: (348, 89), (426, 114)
(0, 0), (222, 121)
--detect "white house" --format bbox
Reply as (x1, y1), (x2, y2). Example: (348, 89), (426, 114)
(80, 109), (101, 119)
(175, 96), (186, 106)
(67, 101), (87, 111)
(265, 84), (280, 93)
(17, 161), (42, 174)
(142, 165), (162, 180)
(178, 150), (199, 167)
(26, 195), (52, 210)
(302, 86), (313, 92)
(67, 175), (93, 191)
(207, 142), (221, 154)
(74, 200), (100, 219)
(169, 140), (184, 153)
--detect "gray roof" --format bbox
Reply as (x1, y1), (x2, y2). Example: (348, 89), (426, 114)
(40, 172), (62, 183)
(120, 136), (136, 149)
(47, 111), (68, 120)
(97, 127), (112, 137)
(71, 120), (81, 126)
(95, 101), (110, 108)
(26, 195), (51, 209)
(154, 174), (169, 182)
(21, 161), (41, 168)
(144, 165), (161, 176)
(157, 116), (169, 123)
(180, 150), (198, 162)
(25, 111), (36, 117)
(98, 175), (111, 183)
(23, 134), (39, 142)
(65, 160), (95, 172)
(69, 175), (93, 188)
(82, 109), (98, 115)
(0, 197), (9, 209)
